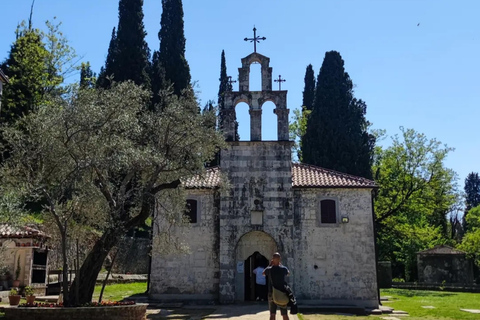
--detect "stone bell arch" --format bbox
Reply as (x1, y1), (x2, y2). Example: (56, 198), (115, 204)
(223, 52), (289, 142)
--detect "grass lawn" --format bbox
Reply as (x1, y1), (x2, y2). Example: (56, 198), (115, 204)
(299, 288), (480, 320)
(93, 281), (147, 302)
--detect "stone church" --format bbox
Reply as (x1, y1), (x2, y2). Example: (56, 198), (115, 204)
(150, 48), (379, 308)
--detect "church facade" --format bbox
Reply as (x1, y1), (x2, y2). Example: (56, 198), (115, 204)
(150, 50), (379, 308)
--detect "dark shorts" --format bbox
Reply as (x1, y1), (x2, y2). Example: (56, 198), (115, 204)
(268, 294), (287, 315)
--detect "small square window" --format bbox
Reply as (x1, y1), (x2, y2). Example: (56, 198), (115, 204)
(185, 199), (198, 223)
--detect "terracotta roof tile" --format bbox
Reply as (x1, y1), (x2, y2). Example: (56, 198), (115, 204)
(0, 224), (48, 239)
(292, 163), (377, 188)
(184, 164), (376, 189)
(183, 166), (221, 189)
(417, 245), (466, 255)
(0, 69), (9, 83)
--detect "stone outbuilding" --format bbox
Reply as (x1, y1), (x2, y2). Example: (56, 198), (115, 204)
(150, 48), (379, 309)
(417, 245), (474, 285)
(0, 224), (49, 289)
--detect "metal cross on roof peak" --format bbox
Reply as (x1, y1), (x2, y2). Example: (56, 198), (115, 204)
(244, 26), (266, 53)
(227, 76), (237, 90)
(274, 75), (286, 90)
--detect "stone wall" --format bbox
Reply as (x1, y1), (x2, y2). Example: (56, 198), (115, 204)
(113, 238), (150, 274)
(4, 304), (147, 320)
(219, 141), (295, 303)
(292, 188), (378, 308)
(418, 254), (474, 284)
(149, 190), (220, 301)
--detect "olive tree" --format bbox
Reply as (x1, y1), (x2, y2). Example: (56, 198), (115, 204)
(0, 82), (224, 305)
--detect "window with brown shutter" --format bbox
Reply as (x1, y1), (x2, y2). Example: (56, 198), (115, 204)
(320, 199), (336, 224)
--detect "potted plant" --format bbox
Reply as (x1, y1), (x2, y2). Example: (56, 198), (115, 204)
(8, 288), (21, 306)
(25, 286), (36, 305)
(13, 256), (21, 287)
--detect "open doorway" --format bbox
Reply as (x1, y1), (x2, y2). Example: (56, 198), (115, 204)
(244, 251), (269, 301)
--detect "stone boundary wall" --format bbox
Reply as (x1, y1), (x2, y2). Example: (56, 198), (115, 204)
(4, 304), (147, 320)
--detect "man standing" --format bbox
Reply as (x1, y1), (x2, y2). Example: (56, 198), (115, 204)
(253, 264), (267, 301)
(263, 252), (290, 320)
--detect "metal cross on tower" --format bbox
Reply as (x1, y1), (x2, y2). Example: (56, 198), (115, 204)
(274, 75), (286, 90)
(227, 76), (237, 89)
(244, 26), (266, 53)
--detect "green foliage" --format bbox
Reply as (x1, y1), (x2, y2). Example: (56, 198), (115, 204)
(463, 172), (480, 232)
(79, 62), (95, 90)
(217, 50), (238, 140)
(289, 107), (311, 162)
(459, 205), (480, 265)
(97, 0), (150, 89)
(0, 24), (49, 123)
(301, 51), (374, 178)
(0, 81), (225, 305)
(97, 28), (117, 89)
(0, 19), (78, 124)
(152, 0), (191, 97)
(24, 286), (34, 296)
(9, 288), (18, 296)
(302, 64), (315, 111)
(374, 128), (458, 280)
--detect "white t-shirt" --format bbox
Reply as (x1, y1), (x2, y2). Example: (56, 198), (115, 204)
(253, 266), (266, 285)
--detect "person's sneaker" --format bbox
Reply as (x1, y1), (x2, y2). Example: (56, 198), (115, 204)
(256, 297), (260, 301)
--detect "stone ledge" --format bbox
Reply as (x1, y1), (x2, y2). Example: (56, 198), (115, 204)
(4, 303), (147, 320)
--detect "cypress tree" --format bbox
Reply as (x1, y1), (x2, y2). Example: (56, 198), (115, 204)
(0, 26), (49, 123)
(152, 0), (191, 97)
(97, 27), (117, 89)
(113, 0), (150, 87)
(79, 62), (95, 90)
(217, 50), (239, 141)
(97, 0), (150, 88)
(301, 51), (374, 179)
(302, 64), (315, 110)
(464, 172), (480, 232)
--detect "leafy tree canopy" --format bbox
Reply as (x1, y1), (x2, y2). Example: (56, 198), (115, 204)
(301, 51), (374, 178)
(373, 127), (458, 280)
(0, 82), (225, 305)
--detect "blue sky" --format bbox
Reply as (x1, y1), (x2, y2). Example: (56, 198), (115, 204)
(1, 0), (479, 185)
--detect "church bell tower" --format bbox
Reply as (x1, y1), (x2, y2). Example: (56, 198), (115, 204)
(222, 27), (289, 142)
(218, 27), (295, 303)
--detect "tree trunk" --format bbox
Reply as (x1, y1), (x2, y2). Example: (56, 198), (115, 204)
(60, 230), (69, 306)
(68, 228), (121, 305)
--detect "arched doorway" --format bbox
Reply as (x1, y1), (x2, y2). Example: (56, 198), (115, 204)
(244, 251), (269, 301)
(235, 231), (277, 301)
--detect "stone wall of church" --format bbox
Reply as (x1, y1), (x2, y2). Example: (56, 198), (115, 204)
(292, 188), (379, 308)
(219, 141), (295, 303)
(149, 189), (220, 301)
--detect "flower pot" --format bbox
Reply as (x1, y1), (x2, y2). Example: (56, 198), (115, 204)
(12, 280), (20, 287)
(8, 295), (21, 306)
(26, 295), (36, 305)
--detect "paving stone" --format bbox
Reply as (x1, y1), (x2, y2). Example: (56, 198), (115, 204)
(381, 317), (401, 320)
(421, 306), (436, 309)
(379, 305), (394, 313)
(369, 309), (383, 315)
(380, 296), (392, 301)
(460, 309), (480, 314)
(392, 310), (408, 315)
